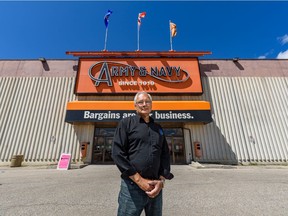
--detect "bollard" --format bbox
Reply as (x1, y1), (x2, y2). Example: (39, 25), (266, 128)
(10, 155), (24, 167)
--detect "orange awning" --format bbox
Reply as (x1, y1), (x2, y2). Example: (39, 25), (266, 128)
(66, 101), (211, 111)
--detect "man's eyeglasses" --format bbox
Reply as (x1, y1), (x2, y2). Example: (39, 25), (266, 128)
(136, 100), (152, 106)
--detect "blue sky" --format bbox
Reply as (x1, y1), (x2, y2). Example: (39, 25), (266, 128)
(0, 1), (288, 60)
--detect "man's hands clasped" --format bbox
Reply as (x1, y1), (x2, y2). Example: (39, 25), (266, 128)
(145, 179), (164, 198)
(130, 173), (165, 199)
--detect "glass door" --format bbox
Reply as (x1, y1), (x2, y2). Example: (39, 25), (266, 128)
(92, 127), (186, 164)
(164, 128), (185, 164)
(92, 128), (115, 164)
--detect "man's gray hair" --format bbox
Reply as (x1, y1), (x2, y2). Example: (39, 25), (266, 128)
(134, 91), (152, 104)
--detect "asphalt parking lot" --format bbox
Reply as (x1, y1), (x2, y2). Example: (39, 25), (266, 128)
(0, 164), (288, 216)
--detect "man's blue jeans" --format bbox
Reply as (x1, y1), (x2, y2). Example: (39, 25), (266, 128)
(117, 178), (163, 216)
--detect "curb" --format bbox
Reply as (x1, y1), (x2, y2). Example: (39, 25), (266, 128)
(190, 162), (236, 169)
(190, 162), (288, 169)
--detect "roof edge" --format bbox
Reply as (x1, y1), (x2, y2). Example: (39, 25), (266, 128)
(65, 50), (212, 58)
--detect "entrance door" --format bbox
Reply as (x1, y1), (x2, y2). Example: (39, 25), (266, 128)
(164, 128), (186, 164)
(92, 128), (115, 164)
(92, 127), (186, 164)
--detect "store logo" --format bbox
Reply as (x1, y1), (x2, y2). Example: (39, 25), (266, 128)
(88, 61), (190, 86)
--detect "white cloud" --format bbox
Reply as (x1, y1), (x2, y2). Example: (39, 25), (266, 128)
(258, 50), (273, 59)
(276, 50), (288, 59)
(278, 34), (288, 45)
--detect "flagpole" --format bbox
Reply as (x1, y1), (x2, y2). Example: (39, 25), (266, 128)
(137, 24), (140, 51)
(169, 20), (173, 51)
(104, 27), (108, 51)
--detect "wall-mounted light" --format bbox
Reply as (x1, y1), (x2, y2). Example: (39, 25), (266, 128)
(39, 57), (50, 71)
(50, 136), (56, 144)
(39, 57), (46, 63)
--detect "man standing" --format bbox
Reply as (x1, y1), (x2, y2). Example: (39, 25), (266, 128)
(112, 91), (173, 216)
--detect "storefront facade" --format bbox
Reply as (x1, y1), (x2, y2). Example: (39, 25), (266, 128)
(0, 54), (287, 166)
(66, 51), (213, 165)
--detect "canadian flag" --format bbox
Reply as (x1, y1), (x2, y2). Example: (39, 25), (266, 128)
(138, 12), (146, 26)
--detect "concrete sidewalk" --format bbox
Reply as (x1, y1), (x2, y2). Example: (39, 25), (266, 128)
(1, 165), (288, 216)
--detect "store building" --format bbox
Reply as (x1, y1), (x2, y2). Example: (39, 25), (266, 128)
(0, 51), (287, 166)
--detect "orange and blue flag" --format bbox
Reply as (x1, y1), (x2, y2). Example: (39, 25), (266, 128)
(170, 22), (177, 37)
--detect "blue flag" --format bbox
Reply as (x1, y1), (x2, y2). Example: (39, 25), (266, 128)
(104, 10), (112, 28)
